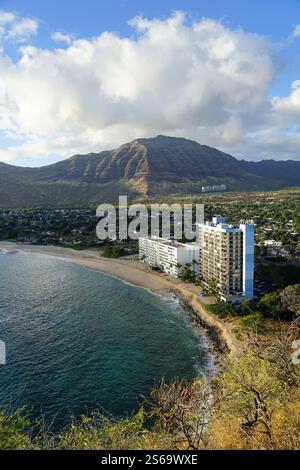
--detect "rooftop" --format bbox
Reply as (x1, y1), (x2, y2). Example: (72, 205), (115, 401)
(140, 236), (199, 249)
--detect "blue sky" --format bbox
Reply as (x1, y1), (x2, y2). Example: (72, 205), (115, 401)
(1, 0), (299, 38)
(0, 0), (300, 165)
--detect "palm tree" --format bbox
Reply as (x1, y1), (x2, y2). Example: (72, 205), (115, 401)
(208, 278), (220, 300)
(191, 259), (198, 275)
(195, 274), (204, 287)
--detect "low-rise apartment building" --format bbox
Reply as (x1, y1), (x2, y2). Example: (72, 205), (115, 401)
(139, 237), (199, 278)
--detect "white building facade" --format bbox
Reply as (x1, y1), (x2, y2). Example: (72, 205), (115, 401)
(139, 217), (254, 302)
(198, 217), (254, 301)
(139, 237), (199, 278)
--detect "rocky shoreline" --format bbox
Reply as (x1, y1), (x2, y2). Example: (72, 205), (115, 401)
(179, 296), (229, 359)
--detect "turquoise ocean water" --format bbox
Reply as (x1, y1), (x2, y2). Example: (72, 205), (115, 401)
(0, 251), (211, 429)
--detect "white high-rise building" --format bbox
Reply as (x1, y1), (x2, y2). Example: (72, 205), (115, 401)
(139, 237), (199, 278)
(198, 217), (254, 301)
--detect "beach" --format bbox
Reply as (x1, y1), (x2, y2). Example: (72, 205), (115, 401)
(0, 241), (240, 356)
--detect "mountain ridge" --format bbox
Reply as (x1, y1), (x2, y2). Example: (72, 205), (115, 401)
(0, 135), (299, 207)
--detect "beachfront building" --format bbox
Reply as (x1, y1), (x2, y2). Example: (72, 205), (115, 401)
(139, 237), (199, 278)
(198, 217), (254, 301)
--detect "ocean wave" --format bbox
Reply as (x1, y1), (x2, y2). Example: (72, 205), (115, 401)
(0, 248), (16, 255)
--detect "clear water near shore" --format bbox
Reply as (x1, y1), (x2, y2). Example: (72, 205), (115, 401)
(0, 252), (212, 429)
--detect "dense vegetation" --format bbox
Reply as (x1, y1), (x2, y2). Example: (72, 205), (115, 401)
(0, 320), (299, 450)
(207, 282), (299, 319)
(101, 245), (127, 258)
(256, 263), (300, 290)
(205, 283), (300, 338)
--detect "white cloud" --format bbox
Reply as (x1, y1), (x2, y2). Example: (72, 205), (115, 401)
(51, 31), (73, 45)
(0, 11), (16, 25)
(0, 11), (38, 43)
(272, 82), (300, 122)
(292, 80), (300, 89)
(7, 18), (38, 42)
(293, 24), (300, 38)
(0, 11), (299, 164)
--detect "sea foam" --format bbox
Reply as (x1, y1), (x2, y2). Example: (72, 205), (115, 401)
(0, 248), (16, 255)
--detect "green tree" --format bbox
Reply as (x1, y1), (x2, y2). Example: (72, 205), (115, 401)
(258, 292), (282, 319)
(191, 259), (198, 275)
(280, 284), (300, 317)
(239, 299), (256, 316)
(207, 278), (220, 301)
(206, 302), (236, 319)
(101, 245), (126, 258)
(180, 264), (195, 283)
(238, 312), (266, 335)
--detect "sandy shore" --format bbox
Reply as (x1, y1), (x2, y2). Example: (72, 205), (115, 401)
(0, 241), (240, 356)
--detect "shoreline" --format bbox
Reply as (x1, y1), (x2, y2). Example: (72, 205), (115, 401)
(179, 297), (230, 356)
(0, 241), (240, 357)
